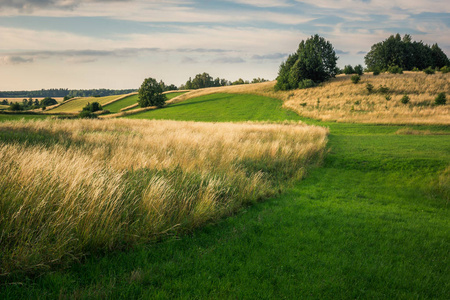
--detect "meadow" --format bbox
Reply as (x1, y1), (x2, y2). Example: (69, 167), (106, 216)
(165, 72), (449, 125)
(0, 118), (327, 275)
(47, 95), (124, 113)
(128, 93), (301, 122)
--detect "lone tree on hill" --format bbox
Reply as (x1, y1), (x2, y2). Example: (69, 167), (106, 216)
(138, 77), (166, 108)
(275, 34), (338, 91)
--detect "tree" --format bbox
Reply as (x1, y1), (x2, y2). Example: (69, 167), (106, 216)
(365, 34), (449, 71)
(275, 34), (338, 90)
(40, 97), (57, 107)
(138, 77), (166, 108)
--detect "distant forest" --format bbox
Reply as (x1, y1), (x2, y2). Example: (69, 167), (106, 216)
(0, 88), (137, 98)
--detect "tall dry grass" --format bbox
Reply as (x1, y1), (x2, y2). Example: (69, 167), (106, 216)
(0, 118), (327, 274)
(170, 73), (449, 125)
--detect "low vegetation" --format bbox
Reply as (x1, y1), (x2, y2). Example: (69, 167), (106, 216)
(0, 118), (327, 275)
(47, 95), (122, 113)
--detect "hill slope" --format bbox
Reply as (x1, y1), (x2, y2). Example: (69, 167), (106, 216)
(153, 72), (449, 125)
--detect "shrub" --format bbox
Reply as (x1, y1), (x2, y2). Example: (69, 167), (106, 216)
(372, 68), (380, 76)
(435, 92), (446, 105)
(412, 67), (420, 72)
(366, 83), (374, 93)
(343, 65), (354, 74)
(423, 66), (435, 74)
(354, 64), (364, 75)
(40, 97), (58, 107)
(378, 85), (390, 94)
(298, 79), (316, 89)
(79, 111), (98, 119)
(82, 102), (102, 112)
(388, 65), (403, 74)
(351, 74), (361, 84)
(440, 66), (450, 74)
(401, 94), (410, 104)
(9, 102), (23, 111)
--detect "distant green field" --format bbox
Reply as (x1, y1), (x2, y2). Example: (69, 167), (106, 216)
(103, 94), (139, 113)
(0, 114), (48, 122)
(0, 105), (9, 110)
(49, 95), (121, 113)
(101, 92), (187, 113)
(128, 93), (301, 122)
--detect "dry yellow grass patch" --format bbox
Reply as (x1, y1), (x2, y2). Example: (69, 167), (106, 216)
(0, 118), (327, 274)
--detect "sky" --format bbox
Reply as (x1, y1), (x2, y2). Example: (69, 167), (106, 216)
(1, 0), (449, 90)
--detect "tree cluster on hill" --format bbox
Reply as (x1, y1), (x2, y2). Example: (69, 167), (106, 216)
(7, 97), (57, 111)
(181, 73), (229, 89)
(365, 34), (449, 71)
(275, 34), (338, 91)
(138, 78), (167, 108)
(180, 73), (268, 90)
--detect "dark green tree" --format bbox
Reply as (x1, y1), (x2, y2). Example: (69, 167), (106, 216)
(138, 77), (166, 108)
(40, 97), (58, 107)
(275, 34), (338, 90)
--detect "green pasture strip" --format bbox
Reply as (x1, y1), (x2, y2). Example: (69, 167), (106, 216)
(103, 94), (139, 113)
(48, 95), (121, 113)
(0, 114), (48, 122)
(127, 93), (301, 122)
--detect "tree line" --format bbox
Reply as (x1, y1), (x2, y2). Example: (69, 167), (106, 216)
(0, 88), (138, 99)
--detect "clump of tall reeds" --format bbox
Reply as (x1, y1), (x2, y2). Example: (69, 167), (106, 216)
(0, 118), (328, 275)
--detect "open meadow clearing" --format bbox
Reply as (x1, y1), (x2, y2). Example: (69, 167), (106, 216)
(0, 118), (327, 276)
(103, 91), (187, 113)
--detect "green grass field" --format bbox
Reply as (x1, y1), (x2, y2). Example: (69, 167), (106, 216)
(0, 105), (9, 110)
(128, 93), (301, 122)
(1, 93), (449, 298)
(0, 114), (48, 122)
(48, 95), (121, 113)
(102, 94), (139, 113)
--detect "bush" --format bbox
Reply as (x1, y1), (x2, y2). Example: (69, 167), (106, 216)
(440, 66), (450, 74)
(82, 102), (102, 112)
(138, 77), (166, 107)
(372, 69), (380, 76)
(351, 74), (361, 84)
(366, 83), (374, 93)
(343, 65), (354, 74)
(423, 66), (435, 74)
(298, 79), (316, 89)
(401, 94), (410, 104)
(40, 97), (58, 107)
(9, 102), (23, 111)
(378, 85), (390, 94)
(79, 111), (98, 119)
(388, 65), (403, 74)
(412, 67), (420, 72)
(435, 92), (446, 105)
(354, 64), (364, 75)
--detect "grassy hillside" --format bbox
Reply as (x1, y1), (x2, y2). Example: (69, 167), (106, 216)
(160, 73), (449, 125)
(48, 95), (122, 113)
(128, 93), (301, 122)
(0, 114), (48, 122)
(103, 94), (139, 113)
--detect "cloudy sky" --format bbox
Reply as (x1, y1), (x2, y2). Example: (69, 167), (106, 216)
(1, 0), (449, 90)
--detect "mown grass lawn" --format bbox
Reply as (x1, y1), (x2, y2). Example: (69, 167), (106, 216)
(1, 93), (449, 299)
(127, 93), (302, 122)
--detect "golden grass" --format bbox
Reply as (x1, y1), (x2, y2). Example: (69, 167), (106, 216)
(0, 118), (327, 274)
(165, 73), (449, 125)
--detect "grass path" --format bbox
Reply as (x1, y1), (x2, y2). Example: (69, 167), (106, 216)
(3, 120), (448, 299)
